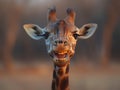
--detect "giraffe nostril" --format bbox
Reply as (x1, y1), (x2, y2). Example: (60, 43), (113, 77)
(53, 41), (57, 46)
(54, 40), (68, 46)
(64, 41), (68, 45)
(55, 41), (57, 44)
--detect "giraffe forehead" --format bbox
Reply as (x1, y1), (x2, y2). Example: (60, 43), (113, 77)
(47, 19), (76, 38)
(55, 20), (66, 28)
(54, 19), (64, 24)
(53, 20), (75, 34)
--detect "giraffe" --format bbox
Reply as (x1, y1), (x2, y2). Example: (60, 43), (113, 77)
(23, 7), (97, 90)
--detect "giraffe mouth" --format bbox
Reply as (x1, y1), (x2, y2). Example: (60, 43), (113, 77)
(54, 52), (67, 58)
(53, 51), (69, 66)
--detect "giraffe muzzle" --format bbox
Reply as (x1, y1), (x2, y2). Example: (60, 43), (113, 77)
(54, 52), (67, 58)
(53, 51), (70, 67)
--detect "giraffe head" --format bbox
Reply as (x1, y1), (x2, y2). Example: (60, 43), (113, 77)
(23, 7), (97, 67)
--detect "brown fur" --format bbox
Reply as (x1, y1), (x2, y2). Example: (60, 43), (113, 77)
(52, 64), (70, 90)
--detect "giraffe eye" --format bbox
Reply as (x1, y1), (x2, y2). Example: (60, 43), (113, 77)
(44, 32), (50, 39)
(73, 33), (79, 39)
(39, 32), (50, 39)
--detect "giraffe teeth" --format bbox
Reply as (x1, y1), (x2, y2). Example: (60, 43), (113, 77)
(54, 52), (67, 58)
(53, 51), (69, 65)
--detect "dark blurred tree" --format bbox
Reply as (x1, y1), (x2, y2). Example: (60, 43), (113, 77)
(2, 0), (30, 72)
(101, 0), (120, 66)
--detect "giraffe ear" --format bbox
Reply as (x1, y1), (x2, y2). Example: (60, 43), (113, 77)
(23, 24), (45, 40)
(77, 23), (97, 39)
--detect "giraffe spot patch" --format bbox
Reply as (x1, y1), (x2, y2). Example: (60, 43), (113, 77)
(56, 76), (59, 87)
(52, 79), (56, 90)
(58, 69), (64, 76)
(53, 70), (56, 78)
(66, 65), (69, 74)
(60, 76), (69, 90)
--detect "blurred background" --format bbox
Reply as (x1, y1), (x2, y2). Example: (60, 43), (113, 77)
(0, 0), (120, 90)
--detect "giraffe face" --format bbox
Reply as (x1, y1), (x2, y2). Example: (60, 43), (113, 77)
(45, 20), (77, 67)
(23, 7), (97, 67)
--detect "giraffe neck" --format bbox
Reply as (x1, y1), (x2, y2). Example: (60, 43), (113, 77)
(52, 64), (70, 90)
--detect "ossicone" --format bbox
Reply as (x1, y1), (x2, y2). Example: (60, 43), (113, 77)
(47, 6), (57, 22)
(65, 8), (76, 24)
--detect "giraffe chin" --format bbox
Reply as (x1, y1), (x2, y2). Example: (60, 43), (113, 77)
(53, 59), (69, 67)
(53, 52), (70, 67)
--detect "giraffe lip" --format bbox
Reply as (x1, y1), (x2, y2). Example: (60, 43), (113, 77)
(54, 52), (67, 58)
(53, 58), (69, 67)
(53, 51), (69, 66)
(53, 51), (69, 67)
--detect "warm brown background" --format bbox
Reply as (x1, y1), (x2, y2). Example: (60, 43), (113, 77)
(0, 0), (120, 90)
